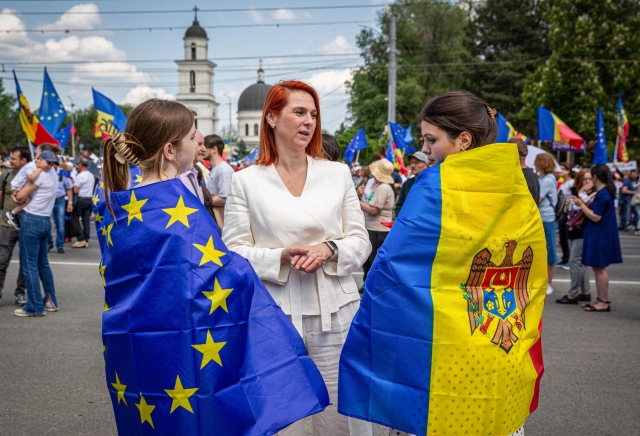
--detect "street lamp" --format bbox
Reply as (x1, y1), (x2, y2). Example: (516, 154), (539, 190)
(67, 96), (76, 158)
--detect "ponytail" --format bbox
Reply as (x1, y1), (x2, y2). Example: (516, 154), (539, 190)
(103, 133), (144, 218)
(591, 164), (616, 199)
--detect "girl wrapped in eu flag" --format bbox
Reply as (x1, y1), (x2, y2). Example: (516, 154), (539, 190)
(99, 99), (329, 435)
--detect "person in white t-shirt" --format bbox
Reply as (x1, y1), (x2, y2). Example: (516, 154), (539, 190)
(204, 134), (234, 230)
(71, 158), (96, 248)
(13, 150), (60, 317)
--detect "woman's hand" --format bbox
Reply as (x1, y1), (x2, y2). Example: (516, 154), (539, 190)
(289, 243), (334, 274)
(281, 247), (309, 265)
(356, 185), (365, 197)
(569, 195), (583, 207)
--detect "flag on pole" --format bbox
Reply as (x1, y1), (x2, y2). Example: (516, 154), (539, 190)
(339, 144), (546, 436)
(54, 125), (72, 150)
(594, 108), (608, 165)
(93, 88), (127, 136)
(388, 122), (408, 150)
(38, 68), (67, 135)
(13, 71), (59, 146)
(344, 127), (368, 164)
(537, 106), (584, 151)
(101, 179), (329, 435)
(403, 124), (414, 144)
(242, 148), (258, 165)
(496, 113), (517, 142)
(496, 113), (529, 144)
(616, 94), (629, 163)
(385, 139), (395, 163)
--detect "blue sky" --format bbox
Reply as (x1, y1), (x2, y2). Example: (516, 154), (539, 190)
(0, 1), (387, 134)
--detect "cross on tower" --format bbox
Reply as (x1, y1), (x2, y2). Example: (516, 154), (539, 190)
(193, 5), (200, 20)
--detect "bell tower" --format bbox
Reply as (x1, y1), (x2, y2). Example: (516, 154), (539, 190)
(175, 7), (219, 135)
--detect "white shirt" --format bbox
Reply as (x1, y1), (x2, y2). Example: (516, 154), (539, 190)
(222, 156), (371, 335)
(24, 167), (58, 217)
(206, 161), (234, 198)
(10, 161), (35, 191)
(74, 170), (95, 198)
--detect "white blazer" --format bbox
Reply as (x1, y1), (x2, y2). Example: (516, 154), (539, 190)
(222, 156), (372, 334)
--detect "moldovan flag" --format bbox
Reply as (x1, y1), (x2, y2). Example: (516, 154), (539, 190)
(339, 144), (546, 436)
(13, 71), (59, 146)
(537, 106), (583, 150)
(101, 179), (329, 435)
(496, 113), (517, 142)
(93, 88), (127, 136)
(616, 94), (630, 163)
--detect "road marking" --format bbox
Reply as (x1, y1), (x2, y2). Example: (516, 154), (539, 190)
(10, 260), (99, 266)
(554, 279), (640, 285)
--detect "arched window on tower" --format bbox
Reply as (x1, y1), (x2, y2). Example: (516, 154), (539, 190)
(189, 71), (196, 93)
(245, 124), (249, 137)
(254, 123), (259, 136)
(191, 43), (196, 60)
(192, 111), (198, 129)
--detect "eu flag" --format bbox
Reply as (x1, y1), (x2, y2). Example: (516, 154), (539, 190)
(343, 127), (368, 164)
(385, 139), (394, 164)
(594, 108), (608, 165)
(101, 179), (329, 435)
(39, 68), (66, 135)
(339, 144), (546, 436)
(388, 122), (408, 150)
(93, 165), (142, 255)
(54, 125), (72, 150)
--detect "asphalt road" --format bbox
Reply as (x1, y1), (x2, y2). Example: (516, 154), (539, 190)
(0, 227), (638, 436)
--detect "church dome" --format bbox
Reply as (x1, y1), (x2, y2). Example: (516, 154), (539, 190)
(238, 67), (271, 112)
(185, 19), (207, 39)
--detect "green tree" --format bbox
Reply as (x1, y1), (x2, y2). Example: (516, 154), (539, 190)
(520, 0), (640, 159)
(465, 0), (550, 135)
(346, 0), (469, 163)
(0, 78), (23, 156)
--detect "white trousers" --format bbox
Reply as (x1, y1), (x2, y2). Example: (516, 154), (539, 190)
(278, 301), (372, 436)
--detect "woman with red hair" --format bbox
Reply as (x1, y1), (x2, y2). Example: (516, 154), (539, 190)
(222, 81), (372, 435)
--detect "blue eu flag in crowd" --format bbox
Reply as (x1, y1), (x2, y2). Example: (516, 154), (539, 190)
(344, 127), (368, 164)
(594, 107), (608, 165)
(100, 179), (329, 435)
(388, 122), (408, 150)
(385, 139), (395, 164)
(54, 125), (72, 150)
(39, 68), (66, 135)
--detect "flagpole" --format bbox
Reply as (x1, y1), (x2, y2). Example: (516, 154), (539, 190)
(27, 139), (34, 160)
(355, 150), (360, 164)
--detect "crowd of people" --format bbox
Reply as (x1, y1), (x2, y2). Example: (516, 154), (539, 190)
(2, 81), (630, 435)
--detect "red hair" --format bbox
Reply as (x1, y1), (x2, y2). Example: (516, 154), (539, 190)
(255, 80), (323, 166)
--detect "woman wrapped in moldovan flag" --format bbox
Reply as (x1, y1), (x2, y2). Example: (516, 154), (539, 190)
(339, 91), (546, 436)
(99, 99), (329, 436)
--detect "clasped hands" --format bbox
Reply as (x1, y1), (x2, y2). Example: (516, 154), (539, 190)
(281, 243), (334, 273)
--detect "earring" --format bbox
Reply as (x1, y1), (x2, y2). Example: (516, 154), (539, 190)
(174, 159), (180, 178)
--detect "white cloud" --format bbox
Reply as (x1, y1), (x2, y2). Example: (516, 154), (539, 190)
(37, 3), (101, 31)
(271, 9), (295, 20)
(122, 85), (174, 105)
(304, 69), (352, 97)
(302, 12), (313, 19)
(0, 10), (123, 62)
(248, 8), (262, 23)
(322, 36), (353, 54)
(70, 62), (150, 85)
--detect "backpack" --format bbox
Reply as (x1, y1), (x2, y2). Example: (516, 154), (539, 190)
(555, 189), (566, 221)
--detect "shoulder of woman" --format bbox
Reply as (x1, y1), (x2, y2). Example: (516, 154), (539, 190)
(311, 158), (351, 177)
